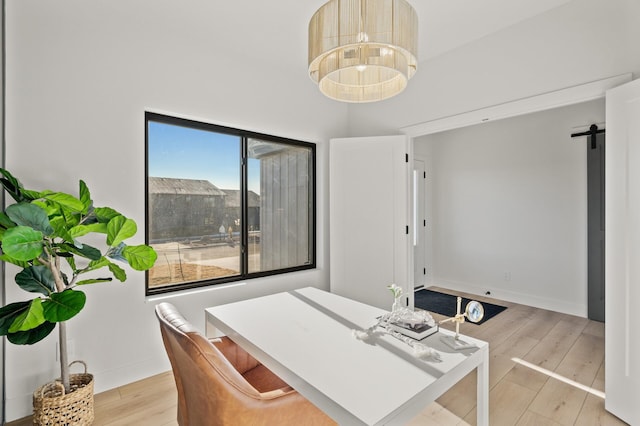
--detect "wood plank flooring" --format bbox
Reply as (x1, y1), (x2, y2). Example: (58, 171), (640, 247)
(7, 287), (629, 425)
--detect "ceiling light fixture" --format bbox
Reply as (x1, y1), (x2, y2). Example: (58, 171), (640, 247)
(308, 0), (418, 103)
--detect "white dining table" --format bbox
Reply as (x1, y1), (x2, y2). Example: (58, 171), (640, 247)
(205, 287), (489, 425)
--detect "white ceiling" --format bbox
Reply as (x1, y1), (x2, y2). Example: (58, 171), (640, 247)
(156, 0), (572, 74)
(416, 0), (573, 59)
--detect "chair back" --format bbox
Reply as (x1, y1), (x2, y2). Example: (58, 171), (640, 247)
(155, 302), (336, 426)
(155, 303), (262, 425)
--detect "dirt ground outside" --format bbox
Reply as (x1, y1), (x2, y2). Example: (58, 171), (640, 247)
(148, 262), (238, 286)
(148, 240), (259, 288)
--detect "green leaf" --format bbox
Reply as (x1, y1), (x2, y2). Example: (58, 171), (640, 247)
(81, 257), (128, 281)
(121, 244), (157, 271)
(37, 189), (55, 197)
(33, 199), (59, 217)
(59, 242), (102, 260)
(0, 253), (31, 268)
(77, 278), (113, 285)
(6, 203), (53, 236)
(63, 255), (77, 272)
(8, 298), (45, 332)
(0, 211), (16, 229)
(1, 226), (44, 261)
(84, 257), (110, 272)
(0, 168), (26, 202)
(108, 262), (127, 281)
(60, 271), (70, 287)
(41, 192), (85, 213)
(60, 207), (81, 229)
(107, 215), (137, 247)
(0, 301), (31, 335)
(69, 222), (108, 239)
(42, 289), (86, 322)
(49, 216), (75, 243)
(15, 265), (56, 295)
(94, 207), (121, 223)
(79, 180), (92, 214)
(7, 321), (56, 345)
(21, 189), (42, 201)
(67, 224), (91, 239)
(74, 242), (102, 260)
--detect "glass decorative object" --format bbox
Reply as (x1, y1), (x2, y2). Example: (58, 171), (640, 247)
(389, 283), (403, 312)
(352, 284), (440, 360)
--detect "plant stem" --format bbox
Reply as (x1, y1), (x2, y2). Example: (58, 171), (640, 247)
(59, 321), (70, 393)
(47, 245), (71, 393)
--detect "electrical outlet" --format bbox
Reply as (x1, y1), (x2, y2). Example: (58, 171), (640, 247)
(504, 272), (511, 282)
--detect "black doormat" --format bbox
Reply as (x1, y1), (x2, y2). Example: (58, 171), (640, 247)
(414, 289), (507, 325)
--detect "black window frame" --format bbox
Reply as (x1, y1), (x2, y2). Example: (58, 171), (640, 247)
(145, 112), (316, 295)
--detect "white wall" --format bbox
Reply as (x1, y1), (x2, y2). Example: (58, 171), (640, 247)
(0, 2), (5, 423)
(5, 0), (638, 420)
(415, 99), (604, 316)
(348, 0), (640, 136)
(4, 1), (347, 420)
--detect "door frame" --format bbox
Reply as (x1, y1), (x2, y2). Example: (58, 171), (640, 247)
(401, 74), (631, 138)
(412, 156), (430, 289)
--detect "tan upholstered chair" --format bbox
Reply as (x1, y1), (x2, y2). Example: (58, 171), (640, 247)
(155, 302), (336, 426)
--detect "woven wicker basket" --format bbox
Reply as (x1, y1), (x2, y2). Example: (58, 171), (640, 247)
(32, 361), (94, 425)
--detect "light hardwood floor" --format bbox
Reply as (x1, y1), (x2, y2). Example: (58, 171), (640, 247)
(7, 288), (629, 426)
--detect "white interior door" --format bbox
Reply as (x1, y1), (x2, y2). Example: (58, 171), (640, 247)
(605, 77), (640, 425)
(330, 135), (410, 310)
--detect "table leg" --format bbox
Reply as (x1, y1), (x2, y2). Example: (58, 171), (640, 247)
(205, 314), (226, 339)
(477, 348), (489, 426)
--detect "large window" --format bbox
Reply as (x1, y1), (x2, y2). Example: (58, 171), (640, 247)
(145, 112), (315, 294)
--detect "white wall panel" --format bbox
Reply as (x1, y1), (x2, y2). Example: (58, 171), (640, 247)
(605, 78), (640, 425)
(3, 1), (347, 420)
(330, 136), (410, 310)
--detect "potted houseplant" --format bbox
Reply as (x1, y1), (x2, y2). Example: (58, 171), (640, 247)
(0, 168), (157, 423)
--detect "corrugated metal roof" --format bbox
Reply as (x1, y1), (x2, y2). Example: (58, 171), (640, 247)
(222, 189), (260, 207)
(149, 177), (226, 196)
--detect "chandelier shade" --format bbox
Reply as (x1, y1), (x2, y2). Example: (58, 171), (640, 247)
(308, 0), (418, 103)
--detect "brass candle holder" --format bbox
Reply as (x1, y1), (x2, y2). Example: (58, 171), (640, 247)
(439, 296), (484, 350)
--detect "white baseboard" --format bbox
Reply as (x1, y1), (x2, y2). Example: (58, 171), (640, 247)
(431, 279), (587, 318)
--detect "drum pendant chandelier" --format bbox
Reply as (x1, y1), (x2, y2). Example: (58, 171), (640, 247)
(308, 0), (418, 103)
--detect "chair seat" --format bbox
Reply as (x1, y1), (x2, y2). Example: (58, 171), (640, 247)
(242, 364), (291, 394)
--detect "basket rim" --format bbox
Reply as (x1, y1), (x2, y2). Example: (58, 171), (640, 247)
(33, 373), (94, 400)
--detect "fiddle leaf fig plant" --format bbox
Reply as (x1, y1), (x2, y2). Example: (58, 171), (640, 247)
(0, 168), (157, 392)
